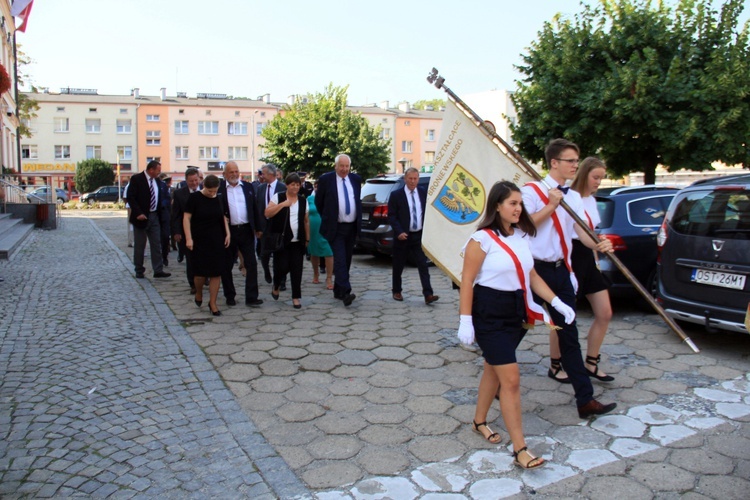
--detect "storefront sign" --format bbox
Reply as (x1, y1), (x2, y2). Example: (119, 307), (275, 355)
(22, 163), (76, 173)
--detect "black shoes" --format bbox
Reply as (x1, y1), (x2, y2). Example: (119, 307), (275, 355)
(226, 297), (237, 306)
(210, 308), (222, 316)
(343, 293), (356, 307)
(264, 270), (272, 284)
(586, 355), (615, 382)
(135, 273), (145, 279)
(271, 290), (279, 301)
(154, 272), (171, 278)
(246, 299), (264, 307)
(577, 399), (617, 419)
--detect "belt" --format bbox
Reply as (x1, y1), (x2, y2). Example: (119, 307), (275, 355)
(231, 223), (251, 228)
(534, 259), (565, 268)
(338, 221), (355, 225)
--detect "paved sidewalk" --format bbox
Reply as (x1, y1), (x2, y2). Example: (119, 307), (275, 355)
(0, 217), (307, 498)
(2, 211), (750, 499)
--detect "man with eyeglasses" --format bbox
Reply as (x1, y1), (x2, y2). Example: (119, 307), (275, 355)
(521, 138), (615, 419)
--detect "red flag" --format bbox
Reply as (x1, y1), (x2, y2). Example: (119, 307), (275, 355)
(12, 0), (34, 33)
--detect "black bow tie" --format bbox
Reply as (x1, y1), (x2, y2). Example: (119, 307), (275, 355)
(557, 185), (570, 194)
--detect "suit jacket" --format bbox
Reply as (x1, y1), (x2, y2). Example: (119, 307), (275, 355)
(171, 186), (192, 237)
(315, 171), (362, 243)
(388, 185), (427, 237)
(219, 179), (263, 234)
(126, 170), (166, 227)
(256, 181), (287, 232)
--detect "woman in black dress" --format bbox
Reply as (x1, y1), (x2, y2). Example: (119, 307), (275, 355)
(183, 174), (230, 316)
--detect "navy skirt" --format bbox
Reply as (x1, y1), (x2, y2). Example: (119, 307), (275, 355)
(472, 285), (527, 366)
(571, 240), (610, 296)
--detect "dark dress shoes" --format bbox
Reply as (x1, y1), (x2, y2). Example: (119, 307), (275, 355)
(226, 297), (237, 306)
(343, 293), (356, 307)
(246, 299), (264, 307)
(425, 295), (440, 305)
(393, 293), (404, 301)
(154, 272), (171, 278)
(264, 271), (272, 284)
(135, 273), (145, 279)
(578, 399), (617, 419)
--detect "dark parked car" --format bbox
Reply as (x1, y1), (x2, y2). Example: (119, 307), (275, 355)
(27, 187), (69, 204)
(80, 186), (125, 205)
(357, 173), (431, 256)
(656, 174), (750, 334)
(594, 185), (680, 298)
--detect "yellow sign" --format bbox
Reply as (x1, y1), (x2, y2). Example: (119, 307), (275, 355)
(22, 163), (76, 173)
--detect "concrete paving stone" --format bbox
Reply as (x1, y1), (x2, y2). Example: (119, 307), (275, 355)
(580, 475), (653, 499)
(328, 379), (371, 396)
(697, 364), (743, 380)
(302, 461), (364, 489)
(469, 478), (524, 499)
(404, 414), (461, 435)
(314, 413), (368, 434)
(411, 462), (470, 492)
(684, 416), (729, 431)
(669, 448), (735, 475)
(525, 388), (576, 406)
(278, 336), (314, 348)
(259, 358), (299, 376)
(693, 388), (742, 403)
(649, 425), (699, 446)
(324, 396), (367, 413)
(341, 339), (379, 350)
(405, 396), (453, 414)
(630, 462), (696, 492)
(552, 425), (611, 450)
(332, 366), (375, 378)
(408, 436), (467, 462)
(299, 354), (342, 372)
(706, 434), (750, 459)
(359, 425), (415, 445)
(372, 346), (412, 361)
(356, 448), (412, 475)
(618, 388), (659, 404)
(283, 385), (331, 403)
(295, 371), (335, 386)
(276, 402), (326, 423)
(405, 354), (446, 369)
(217, 363), (262, 382)
(406, 342), (443, 355)
(627, 404), (682, 425)
(715, 403), (750, 420)
(591, 415), (647, 438)
(251, 376), (296, 393)
(566, 449), (619, 471)
(336, 349), (378, 366)
(363, 388), (410, 405)
(369, 373), (411, 388)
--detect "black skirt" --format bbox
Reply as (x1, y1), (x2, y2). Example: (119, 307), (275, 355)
(571, 239), (609, 296)
(472, 285), (527, 366)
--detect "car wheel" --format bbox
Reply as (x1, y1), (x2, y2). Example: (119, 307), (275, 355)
(57, 198), (64, 205)
(87, 198), (95, 206)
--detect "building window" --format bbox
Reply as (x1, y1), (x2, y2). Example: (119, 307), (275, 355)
(379, 128), (391, 140)
(85, 118), (101, 133)
(119, 108), (127, 114)
(227, 147), (248, 160)
(404, 120), (411, 126)
(425, 129), (435, 141)
(21, 144), (38, 159)
(53, 117), (69, 133)
(146, 156), (161, 163)
(116, 119), (132, 134)
(234, 111), (240, 117)
(199, 146), (219, 160)
(89, 108), (97, 113)
(146, 114), (160, 122)
(198, 121), (219, 135)
(227, 122), (247, 135)
(146, 130), (161, 146)
(205, 110), (212, 116)
(424, 151), (436, 163)
(117, 146), (133, 161)
(175, 146), (189, 160)
(54, 145), (71, 159)
(256, 122), (266, 136)
(175, 120), (189, 134)
(56, 106), (65, 112)
(86, 145), (102, 160)
(179, 109), (185, 115)
(401, 141), (413, 153)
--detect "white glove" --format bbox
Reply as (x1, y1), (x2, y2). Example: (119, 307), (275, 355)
(458, 315), (475, 345)
(550, 297), (576, 324)
(570, 272), (579, 295)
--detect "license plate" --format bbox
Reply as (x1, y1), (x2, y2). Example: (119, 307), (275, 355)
(361, 213), (370, 221)
(691, 269), (746, 290)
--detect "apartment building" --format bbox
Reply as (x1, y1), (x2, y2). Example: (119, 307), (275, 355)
(0, 0), (19, 172)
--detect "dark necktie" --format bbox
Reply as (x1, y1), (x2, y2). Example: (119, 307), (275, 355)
(342, 178), (351, 215)
(410, 190), (418, 231)
(149, 178), (157, 212)
(267, 185), (271, 205)
(557, 185), (570, 194)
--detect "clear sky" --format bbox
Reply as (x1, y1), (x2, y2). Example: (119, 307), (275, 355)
(17, 0), (746, 106)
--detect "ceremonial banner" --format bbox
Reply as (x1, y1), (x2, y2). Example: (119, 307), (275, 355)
(423, 99), (535, 285)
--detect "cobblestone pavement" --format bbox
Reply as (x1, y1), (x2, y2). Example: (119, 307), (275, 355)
(3, 210), (750, 499)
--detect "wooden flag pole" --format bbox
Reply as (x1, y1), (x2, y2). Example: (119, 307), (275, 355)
(427, 68), (699, 353)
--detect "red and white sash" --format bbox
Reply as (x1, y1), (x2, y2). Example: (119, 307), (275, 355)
(525, 182), (573, 273)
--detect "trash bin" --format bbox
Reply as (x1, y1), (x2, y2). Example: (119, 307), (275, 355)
(36, 203), (49, 225)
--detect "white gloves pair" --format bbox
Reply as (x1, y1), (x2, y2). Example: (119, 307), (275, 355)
(457, 315), (475, 345)
(550, 297), (576, 324)
(570, 272), (579, 295)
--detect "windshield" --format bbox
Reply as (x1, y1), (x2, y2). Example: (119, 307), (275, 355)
(361, 181), (397, 204)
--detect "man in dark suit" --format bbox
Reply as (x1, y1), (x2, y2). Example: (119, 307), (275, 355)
(126, 160), (171, 279)
(220, 161), (264, 307)
(158, 173), (172, 267)
(256, 163), (286, 285)
(315, 153), (362, 306)
(171, 167), (201, 293)
(388, 167), (439, 305)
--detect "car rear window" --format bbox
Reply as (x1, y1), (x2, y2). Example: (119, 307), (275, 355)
(361, 181), (397, 204)
(595, 198), (614, 228)
(627, 196), (672, 226)
(671, 188), (750, 239)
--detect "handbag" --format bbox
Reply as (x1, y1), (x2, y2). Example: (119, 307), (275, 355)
(261, 209), (288, 256)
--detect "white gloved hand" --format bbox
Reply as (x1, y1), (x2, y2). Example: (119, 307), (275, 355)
(458, 315), (475, 345)
(570, 272), (579, 295)
(550, 297), (576, 324)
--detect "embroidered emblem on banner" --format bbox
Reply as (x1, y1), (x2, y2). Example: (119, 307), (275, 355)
(432, 163), (484, 225)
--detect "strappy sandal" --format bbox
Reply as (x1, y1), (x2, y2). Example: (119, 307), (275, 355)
(547, 357), (571, 384)
(513, 446), (545, 469)
(586, 355), (614, 382)
(472, 420), (502, 444)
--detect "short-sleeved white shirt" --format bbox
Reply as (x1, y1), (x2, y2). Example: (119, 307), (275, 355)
(463, 229), (534, 291)
(573, 195), (600, 240)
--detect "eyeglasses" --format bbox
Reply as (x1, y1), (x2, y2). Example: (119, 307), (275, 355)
(555, 158), (579, 164)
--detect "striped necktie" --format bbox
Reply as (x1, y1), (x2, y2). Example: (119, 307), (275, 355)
(410, 190), (418, 231)
(149, 178), (157, 212)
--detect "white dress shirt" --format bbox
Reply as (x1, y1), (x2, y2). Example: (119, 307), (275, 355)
(405, 186), (423, 232)
(271, 194), (308, 242)
(336, 175), (357, 223)
(226, 181), (248, 225)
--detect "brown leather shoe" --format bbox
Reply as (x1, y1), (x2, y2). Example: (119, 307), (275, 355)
(392, 292), (404, 301)
(425, 294), (440, 305)
(577, 399), (617, 419)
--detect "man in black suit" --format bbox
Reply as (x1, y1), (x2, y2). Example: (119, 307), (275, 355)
(256, 163), (286, 285)
(315, 153), (362, 306)
(171, 167), (201, 293)
(388, 168), (439, 305)
(220, 161), (264, 307)
(126, 160), (171, 279)
(158, 173), (172, 267)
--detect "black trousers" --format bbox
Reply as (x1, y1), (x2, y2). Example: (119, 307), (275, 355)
(532, 261), (594, 407)
(221, 225), (259, 302)
(178, 238), (194, 288)
(330, 222), (356, 298)
(273, 241), (305, 299)
(391, 230), (433, 297)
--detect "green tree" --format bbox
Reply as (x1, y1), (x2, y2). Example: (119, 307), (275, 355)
(74, 159), (115, 193)
(16, 48), (39, 139)
(511, 0), (750, 184)
(412, 99), (446, 111)
(262, 84), (391, 180)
